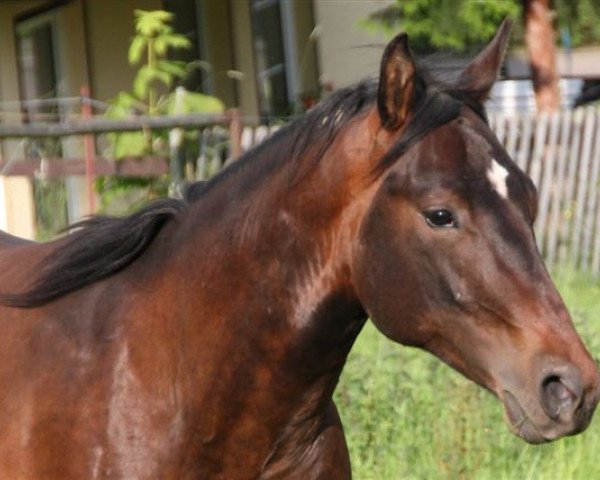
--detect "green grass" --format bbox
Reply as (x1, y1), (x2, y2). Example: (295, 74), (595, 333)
(335, 268), (600, 479)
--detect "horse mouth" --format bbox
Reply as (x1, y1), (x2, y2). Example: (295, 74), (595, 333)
(502, 390), (548, 444)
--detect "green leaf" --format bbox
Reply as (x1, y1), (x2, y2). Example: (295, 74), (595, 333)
(153, 36), (168, 57)
(133, 67), (152, 99)
(144, 10), (173, 22)
(156, 70), (172, 88)
(128, 36), (147, 65)
(106, 92), (146, 118)
(166, 90), (225, 115)
(154, 33), (191, 56)
(163, 34), (192, 50)
(134, 66), (173, 99)
(134, 10), (173, 37)
(157, 60), (187, 78)
(111, 131), (148, 159)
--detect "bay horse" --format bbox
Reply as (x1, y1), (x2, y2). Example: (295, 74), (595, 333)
(0, 19), (597, 479)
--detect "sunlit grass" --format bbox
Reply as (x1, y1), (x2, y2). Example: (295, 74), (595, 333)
(335, 267), (600, 479)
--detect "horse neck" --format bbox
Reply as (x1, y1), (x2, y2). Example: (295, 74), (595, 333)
(175, 117), (380, 401)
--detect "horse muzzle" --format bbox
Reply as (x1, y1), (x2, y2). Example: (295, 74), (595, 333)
(500, 362), (600, 444)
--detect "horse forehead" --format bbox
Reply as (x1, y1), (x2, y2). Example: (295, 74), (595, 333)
(448, 116), (514, 188)
(409, 119), (490, 177)
(404, 119), (524, 204)
(461, 119), (529, 202)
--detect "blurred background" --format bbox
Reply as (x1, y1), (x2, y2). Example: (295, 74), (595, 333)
(1, 1), (600, 478)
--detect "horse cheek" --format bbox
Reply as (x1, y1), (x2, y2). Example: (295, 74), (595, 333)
(353, 207), (433, 347)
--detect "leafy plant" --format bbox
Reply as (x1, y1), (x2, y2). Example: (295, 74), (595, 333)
(100, 10), (225, 212)
(555, 0), (600, 48)
(362, 0), (600, 55)
(361, 0), (521, 54)
(106, 9), (224, 159)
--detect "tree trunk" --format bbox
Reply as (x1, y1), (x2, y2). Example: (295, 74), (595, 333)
(523, 0), (560, 112)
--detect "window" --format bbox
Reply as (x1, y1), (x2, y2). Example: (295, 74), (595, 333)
(15, 12), (68, 236)
(15, 13), (60, 124)
(250, 0), (290, 120)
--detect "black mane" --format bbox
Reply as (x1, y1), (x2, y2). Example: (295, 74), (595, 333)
(184, 80), (379, 202)
(1, 199), (185, 307)
(2, 67), (485, 308)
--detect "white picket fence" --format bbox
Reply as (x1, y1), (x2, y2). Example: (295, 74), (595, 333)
(489, 107), (600, 273)
(196, 108), (600, 273)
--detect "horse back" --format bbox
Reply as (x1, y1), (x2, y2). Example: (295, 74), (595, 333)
(0, 231), (63, 293)
(0, 230), (35, 248)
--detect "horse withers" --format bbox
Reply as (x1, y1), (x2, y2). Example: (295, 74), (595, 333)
(0, 19), (597, 479)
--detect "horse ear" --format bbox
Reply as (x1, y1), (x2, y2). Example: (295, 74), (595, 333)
(377, 33), (417, 131)
(455, 18), (512, 102)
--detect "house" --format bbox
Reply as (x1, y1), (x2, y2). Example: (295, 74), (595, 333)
(2, 0), (598, 239)
(0, 0), (392, 239)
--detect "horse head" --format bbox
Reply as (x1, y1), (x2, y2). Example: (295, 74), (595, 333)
(353, 20), (600, 443)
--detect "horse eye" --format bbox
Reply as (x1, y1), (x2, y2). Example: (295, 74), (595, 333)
(424, 209), (456, 228)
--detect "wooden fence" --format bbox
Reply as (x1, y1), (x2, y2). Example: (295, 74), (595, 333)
(489, 108), (600, 273)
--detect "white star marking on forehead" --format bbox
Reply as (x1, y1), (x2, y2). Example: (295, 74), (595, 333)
(487, 158), (509, 199)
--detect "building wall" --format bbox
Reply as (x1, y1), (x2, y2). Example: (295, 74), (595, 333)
(313, 0), (391, 89)
(0, 2), (45, 110)
(229, 0), (259, 118)
(290, 0), (319, 99)
(0, 1), (164, 105)
(199, 0), (237, 108)
(0, 0), (48, 239)
(84, 0), (162, 102)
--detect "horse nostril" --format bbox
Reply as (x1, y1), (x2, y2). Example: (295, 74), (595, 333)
(540, 374), (579, 421)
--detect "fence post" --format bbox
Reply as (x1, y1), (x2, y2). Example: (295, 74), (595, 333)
(229, 109), (242, 161)
(169, 87), (186, 198)
(80, 85), (96, 214)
